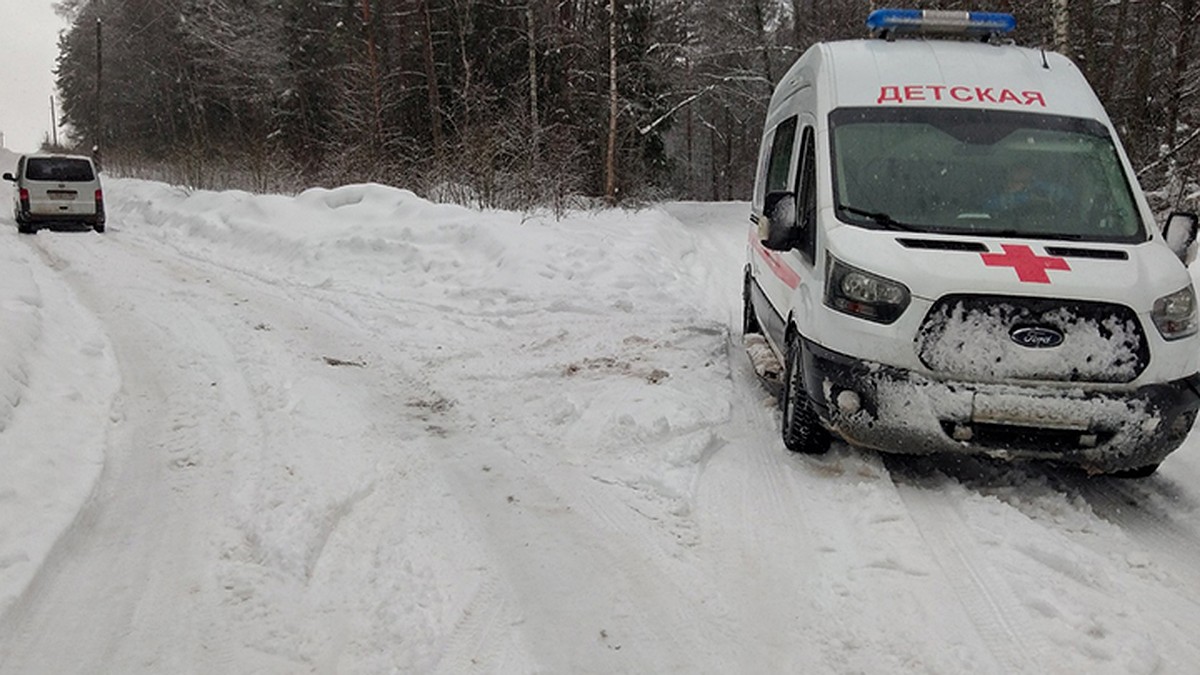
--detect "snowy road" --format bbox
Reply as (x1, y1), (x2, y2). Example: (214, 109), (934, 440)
(3, 180), (1200, 673)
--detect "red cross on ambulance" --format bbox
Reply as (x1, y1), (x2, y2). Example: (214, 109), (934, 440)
(980, 244), (1070, 283)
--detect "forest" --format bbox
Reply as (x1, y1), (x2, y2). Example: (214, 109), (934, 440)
(50, 0), (1199, 211)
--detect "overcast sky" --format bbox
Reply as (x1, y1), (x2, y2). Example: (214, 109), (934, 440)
(0, 0), (68, 153)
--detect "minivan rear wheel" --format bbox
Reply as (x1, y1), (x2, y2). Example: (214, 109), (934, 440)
(781, 334), (831, 455)
(17, 221), (35, 235)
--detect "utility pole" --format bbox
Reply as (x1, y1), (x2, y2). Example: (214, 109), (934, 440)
(50, 96), (58, 148)
(95, 18), (103, 168)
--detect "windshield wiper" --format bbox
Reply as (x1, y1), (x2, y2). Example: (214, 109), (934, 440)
(837, 204), (922, 232)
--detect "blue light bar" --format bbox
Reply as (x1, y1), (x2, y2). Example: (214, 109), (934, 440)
(867, 9), (1017, 37)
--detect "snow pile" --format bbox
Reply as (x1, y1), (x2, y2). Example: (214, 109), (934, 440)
(0, 228), (119, 614)
(0, 249), (39, 432)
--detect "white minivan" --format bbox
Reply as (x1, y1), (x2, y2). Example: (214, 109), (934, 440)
(4, 154), (106, 234)
(744, 9), (1200, 476)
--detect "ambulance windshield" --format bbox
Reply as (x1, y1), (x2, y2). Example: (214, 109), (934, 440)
(829, 108), (1145, 242)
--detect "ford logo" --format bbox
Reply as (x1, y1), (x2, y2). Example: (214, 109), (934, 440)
(1010, 325), (1064, 348)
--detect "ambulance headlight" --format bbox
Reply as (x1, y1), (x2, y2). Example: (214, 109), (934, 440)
(1152, 285), (1199, 340)
(825, 257), (910, 324)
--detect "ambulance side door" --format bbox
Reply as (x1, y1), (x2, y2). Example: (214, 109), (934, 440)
(787, 118), (821, 338)
(751, 115), (821, 349)
(750, 115), (800, 348)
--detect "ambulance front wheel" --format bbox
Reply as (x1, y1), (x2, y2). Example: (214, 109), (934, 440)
(782, 334), (831, 455)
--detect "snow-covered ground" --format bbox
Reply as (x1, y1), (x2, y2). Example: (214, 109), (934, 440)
(3, 177), (1200, 674)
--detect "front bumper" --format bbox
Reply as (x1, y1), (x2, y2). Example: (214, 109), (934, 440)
(801, 339), (1200, 472)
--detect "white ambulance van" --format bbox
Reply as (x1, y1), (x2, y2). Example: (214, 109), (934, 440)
(744, 9), (1200, 476)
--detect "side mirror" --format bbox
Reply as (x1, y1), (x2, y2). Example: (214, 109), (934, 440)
(1163, 211), (1199, 265)
(2, 173), (14, 182)
(760, 191), (799, 251)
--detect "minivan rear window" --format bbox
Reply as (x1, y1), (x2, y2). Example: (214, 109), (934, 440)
(25, 158), (95, 182)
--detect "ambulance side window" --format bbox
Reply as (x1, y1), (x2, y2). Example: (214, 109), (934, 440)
(795, 126), (817, 261)
(765, 116), (798, 197)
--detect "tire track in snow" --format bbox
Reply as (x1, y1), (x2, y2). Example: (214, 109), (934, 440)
(885, 456), (1200, 672)
(411, 317), (741, 670)
(1060, 472), (1200, 589)
(131, 232), (587, 671)
(145, 227), (672, 667)
(429, 576), (529, 675)
(720, 336), (811, 522)
(122, 236), (470, 672)
(1, 233), (249, 673)
(426, 346), (738, 673)
(693, 343), (832, 669)
(891, 476), (1052, 674)
(700, 337), (1009, 673)
(17, 231), (432, 672)
(440, 449), (726, 672)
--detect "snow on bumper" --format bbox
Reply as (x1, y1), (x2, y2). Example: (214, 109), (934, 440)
(801, 340), (1200, 472)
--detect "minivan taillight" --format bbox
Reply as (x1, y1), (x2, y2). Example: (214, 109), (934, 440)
(18, 188), (30, 212)
(95, 189), (103, 204)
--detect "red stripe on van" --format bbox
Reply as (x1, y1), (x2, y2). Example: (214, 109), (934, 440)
(749, 230), (801, 289)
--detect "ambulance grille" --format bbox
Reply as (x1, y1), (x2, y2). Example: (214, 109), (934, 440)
(915, 295), (1148, 383)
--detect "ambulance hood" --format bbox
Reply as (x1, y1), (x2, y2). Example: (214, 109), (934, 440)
(824, 223), (1191, 307)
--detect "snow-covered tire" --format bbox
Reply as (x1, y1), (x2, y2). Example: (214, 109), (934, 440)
(781, 333), (831, 455)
